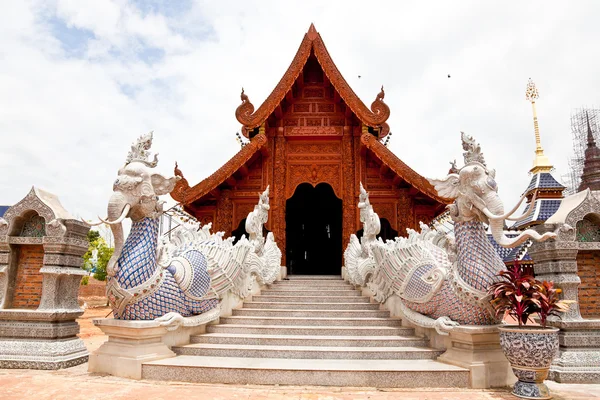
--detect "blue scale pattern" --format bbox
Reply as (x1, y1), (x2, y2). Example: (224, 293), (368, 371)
(404, 264), (435, 300)
(538, 199), (561, 220)
(111, 217), (218, 320)
(538, 173), (565, 190)
(181, 249), (212, 298)
(455, 221), (504, 292)
(487, 233), (519, 261)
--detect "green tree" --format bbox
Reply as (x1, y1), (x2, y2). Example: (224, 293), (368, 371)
(83, 229), (114, 282)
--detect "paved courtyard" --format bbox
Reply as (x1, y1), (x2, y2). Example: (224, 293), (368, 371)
(0, 307), (598, 400)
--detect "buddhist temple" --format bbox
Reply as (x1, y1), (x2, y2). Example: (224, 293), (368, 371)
(511, 79), (564, 232)
(172, 24), (450, 275)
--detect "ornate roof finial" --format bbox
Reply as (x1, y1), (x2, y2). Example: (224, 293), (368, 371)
(461, 131), (486, 166)
(449, 159), (459, 174)
(307, 23), (318, 40)
(526, 78), (553, 174)
(377, 86), (385, 102)
(586, 111), (596, 146)
(126, 131), (159, 167)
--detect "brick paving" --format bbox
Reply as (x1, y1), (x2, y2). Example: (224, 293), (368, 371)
(0, 307), (597, 400)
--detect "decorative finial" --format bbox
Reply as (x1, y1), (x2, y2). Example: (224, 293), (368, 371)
(525, 78), (539, 102)
(126, 131), (159, 167)
(525, 78), (552, 174)
(449, 159), (459, 174)
(586, 112), (596, 146)
(307, 23), (318, 40)
(377, 86), (385, 102)
(461, 132), (486, 166)
(174, 161), (183, 178)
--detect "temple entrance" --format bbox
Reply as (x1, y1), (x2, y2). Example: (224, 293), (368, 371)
(286, 183), (342, 275)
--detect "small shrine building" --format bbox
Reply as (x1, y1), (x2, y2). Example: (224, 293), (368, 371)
(172, 24), (450, 275)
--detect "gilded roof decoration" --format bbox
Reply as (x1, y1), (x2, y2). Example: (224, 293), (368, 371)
(171, 133), (268, 203)
(235, 23), (390, 136)
(360, 133), (452, 204)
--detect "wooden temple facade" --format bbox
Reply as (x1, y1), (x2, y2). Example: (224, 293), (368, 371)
(172, 24), (450, 274)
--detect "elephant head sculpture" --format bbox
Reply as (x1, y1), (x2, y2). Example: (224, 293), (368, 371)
(429, 132), (555, 248)
(92, 132), (180, 277)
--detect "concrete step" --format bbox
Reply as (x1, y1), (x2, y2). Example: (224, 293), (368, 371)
(191, 333), (424, 347)
(269, 283), (355, 289)
(261, 289), (361, 297)
(233, 308), (390, 318)
(142, 356), (470, 388)
(252, 295), (371, 303)
(219, 316), (402, 327)
(242, 301), (381, 310)
(206, 324), (413, 336)
(286, 275), (343, 280)
(173, 343), (444, 360)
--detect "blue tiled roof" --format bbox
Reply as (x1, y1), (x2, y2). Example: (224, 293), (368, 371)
(0, 206), (9, 218)
(505, 242), (532, 262)
(487, 233), (520, 262)
(512, 202), (534, 228)
(523, 175), (538, 195)
(511, 199), (562, 229)
(538, 199), (562, 220)
(487, 233), (532, 262)
(522, 173), (565, 196)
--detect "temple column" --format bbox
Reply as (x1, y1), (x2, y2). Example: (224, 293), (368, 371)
(215, 190), (233, 234)
(272, 129), (287, 265)
(342, 125), (356, 250)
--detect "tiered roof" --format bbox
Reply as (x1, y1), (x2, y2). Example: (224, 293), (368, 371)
(172, 24), (450, 207)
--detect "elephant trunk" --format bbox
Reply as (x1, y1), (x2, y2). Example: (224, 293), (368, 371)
(106, 192), (129, 277)
(489, 217), (556, 248)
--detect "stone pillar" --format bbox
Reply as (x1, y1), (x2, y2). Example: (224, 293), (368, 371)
(438, 325), (515, 388)
(0, 187), (89, 369)
(530, 219), (600, 383)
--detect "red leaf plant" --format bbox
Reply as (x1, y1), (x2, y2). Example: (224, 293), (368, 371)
(488, 260), (574, 327)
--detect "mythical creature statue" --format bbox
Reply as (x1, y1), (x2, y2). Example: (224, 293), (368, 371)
(344, 183), (380, 287)
(243, 186), (282, 285)
(345, 132), (556, 334)
(85, 133), (281, 329)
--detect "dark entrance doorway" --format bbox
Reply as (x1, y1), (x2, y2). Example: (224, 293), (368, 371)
(286, 183), (342, 275)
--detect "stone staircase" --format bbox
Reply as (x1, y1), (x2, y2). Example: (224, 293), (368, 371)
(142, 275), (469, 387)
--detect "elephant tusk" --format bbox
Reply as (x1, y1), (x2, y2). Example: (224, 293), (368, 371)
(482, 193), (529, 221)
(99, 204), (131, 225)
(80, 218), (106, 227)
(505, 191), (537, 222)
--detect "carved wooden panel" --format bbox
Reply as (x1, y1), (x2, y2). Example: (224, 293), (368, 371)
(397, 189), (414, 236)
(371, 202), (397, 228)
(215, 190), (233, 233)
(272, 135), (287, 263)
(234, 201), (257, 228)
(286, 163), (341, 199)
(285, 126), (342, 136)
(287, 142), (340, 154)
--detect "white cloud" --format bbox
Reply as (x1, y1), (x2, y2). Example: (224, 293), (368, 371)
(0, 0), (598, 225)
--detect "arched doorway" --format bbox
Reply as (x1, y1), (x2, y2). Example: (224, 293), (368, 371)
(286, 183), (342, 275)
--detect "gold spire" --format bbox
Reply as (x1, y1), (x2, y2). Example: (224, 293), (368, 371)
(526, 78), (553, 174)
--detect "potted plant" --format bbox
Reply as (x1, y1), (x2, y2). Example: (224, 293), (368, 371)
(488, 261), (574, 400)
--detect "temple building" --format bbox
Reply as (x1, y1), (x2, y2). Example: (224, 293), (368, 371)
(172, 24), (450, 275)
(578, 112), (600, 192)
(489, 79), (565, 269)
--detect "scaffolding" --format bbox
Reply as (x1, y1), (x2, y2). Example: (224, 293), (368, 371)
(563, 107), (600, 195)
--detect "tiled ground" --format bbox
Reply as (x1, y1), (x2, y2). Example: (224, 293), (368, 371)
(0, 307), (597, 400)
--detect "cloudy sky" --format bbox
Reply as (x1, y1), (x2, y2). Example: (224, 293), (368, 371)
(1, 1), (599, 222)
